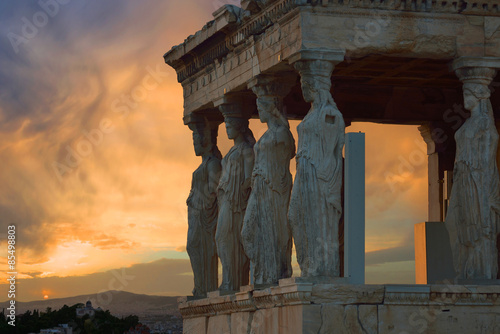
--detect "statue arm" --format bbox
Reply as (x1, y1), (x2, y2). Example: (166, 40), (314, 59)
(207, 159), (222, 195)
(276, 126), (296, 159)
(317, 106), (344, 180)
(318, 106), (344, 211)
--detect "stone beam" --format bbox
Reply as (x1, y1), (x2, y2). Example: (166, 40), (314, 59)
(165, 0), (500, 118)
(173, 6), (498, 117)
(299, 7), (490, 59)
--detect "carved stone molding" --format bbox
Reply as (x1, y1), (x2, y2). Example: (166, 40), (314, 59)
(178, 282), (500, 319)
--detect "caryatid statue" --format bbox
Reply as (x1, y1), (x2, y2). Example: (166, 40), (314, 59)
(242, 75), (296, 285)
(289, 59), (345, 277)
(216, 105), (255, 292)
(445, 63), (500, 280)
(185, 115), (222, 297)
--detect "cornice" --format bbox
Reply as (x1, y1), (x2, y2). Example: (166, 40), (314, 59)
(178, 283), (500, 319)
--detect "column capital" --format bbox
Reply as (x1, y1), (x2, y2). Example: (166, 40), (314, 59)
(183, 113), (222, 133)
(214, 95), (255, 119)
(452, 57), (500, 72)
(452, 57), (500, 86)
(286, 49), (345, 66)
(183, 110), (223, 126)
(418, 123), (436, 155)
(248, 73), (297, 99)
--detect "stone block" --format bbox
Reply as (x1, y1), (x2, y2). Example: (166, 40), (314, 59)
(250, 308), (279, 334)
(414, 222), (455, 284)
(359, 305), (378, 333)
(301, 305), (322, 334)
(378, 305), (500, 334)
(231, 312), (252, 333)
(184, 317), (207, 334)
(207, 314), (231, 334)
(457, 279), (500, 286)
(312, 284), (384, 304)
(180, 283), (500, 333)
(277, 305), (310, 334)
(485, 17), (500, 57)
(319, 304), (377, 334)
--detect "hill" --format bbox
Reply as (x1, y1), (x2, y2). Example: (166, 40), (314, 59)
(0, 290), (180, 320)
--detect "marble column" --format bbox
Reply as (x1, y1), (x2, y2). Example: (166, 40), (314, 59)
(185, 114), (223, 297)
(418, 123), (443, 222)
(288, 51), (346, 278)
(445, 57), (500, 280)
(241, 74), (296, 285)
(215, 99), (256, 292)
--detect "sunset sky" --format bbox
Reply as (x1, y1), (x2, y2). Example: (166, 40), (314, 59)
(0, 0), (427, 302)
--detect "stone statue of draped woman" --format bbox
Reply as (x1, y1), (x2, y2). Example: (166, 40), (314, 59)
(289, 60), (345, 277)
(241, 95), (295, 285)
(216, 117), (255, 291)
(445, 74), (500, 280)
(186, 119), (222, 297)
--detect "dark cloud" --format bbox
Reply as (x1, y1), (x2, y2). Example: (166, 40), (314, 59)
(366, 245), (414, 266)
(0, 1), (177, 259)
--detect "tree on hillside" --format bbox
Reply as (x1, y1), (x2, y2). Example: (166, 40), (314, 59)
(0, 303), (141, 334)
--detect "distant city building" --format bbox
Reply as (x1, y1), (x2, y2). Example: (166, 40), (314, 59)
(76, 300), (95, 318)
(124, 324), (151, 334)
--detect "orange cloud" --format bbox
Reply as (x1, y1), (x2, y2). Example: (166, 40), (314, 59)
(0, 1), (430, 300)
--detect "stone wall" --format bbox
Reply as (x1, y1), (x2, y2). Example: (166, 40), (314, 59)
(180, 279), (500, 333)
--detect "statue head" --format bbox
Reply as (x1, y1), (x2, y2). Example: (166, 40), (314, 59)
(294, 60), (334, 104)
(456, 67), (496, 114)
(256, 95), (290, 129)
(187, 117), (222, 158)
(255, 96), (277, 121)
(224, 117), (256, 146)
